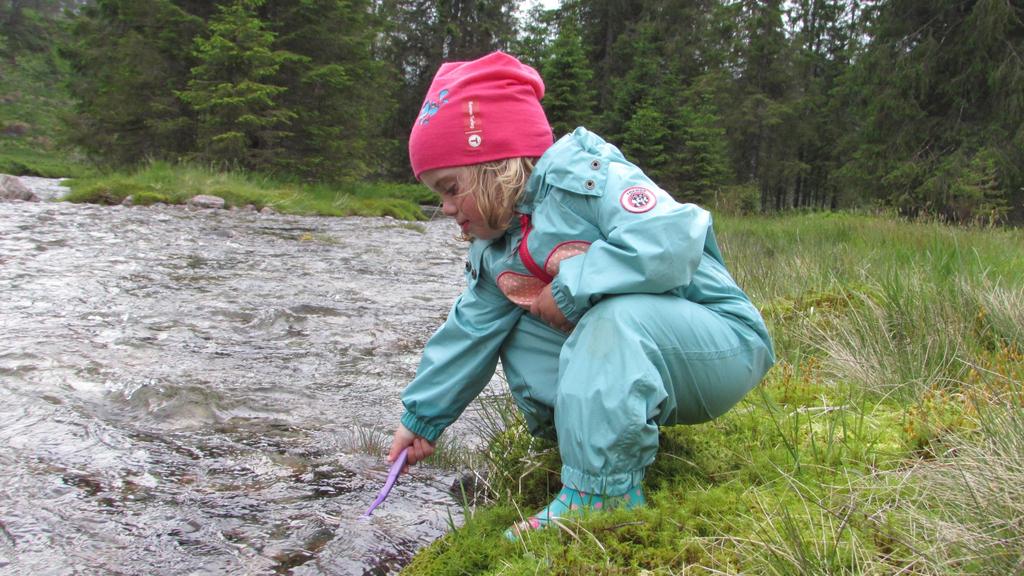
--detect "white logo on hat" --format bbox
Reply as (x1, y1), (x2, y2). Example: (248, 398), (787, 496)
(468, 134), (482, 148)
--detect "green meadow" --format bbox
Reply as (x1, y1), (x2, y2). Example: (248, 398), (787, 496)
(403, 212), (1024, 575)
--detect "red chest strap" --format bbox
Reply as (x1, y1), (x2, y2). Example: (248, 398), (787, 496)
(518, 213), (554, 284)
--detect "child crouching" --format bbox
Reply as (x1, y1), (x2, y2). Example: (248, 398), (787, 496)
(388, 51), (774, 538)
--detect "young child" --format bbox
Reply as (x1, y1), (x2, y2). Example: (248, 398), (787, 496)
(388, 52), (774, 538)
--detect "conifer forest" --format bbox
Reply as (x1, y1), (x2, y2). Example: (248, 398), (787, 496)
(3, 0), (1023, 223)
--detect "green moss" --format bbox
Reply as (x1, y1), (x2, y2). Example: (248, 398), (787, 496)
(64, 178), (144, 204)
(401, 393), (916, 575)
(401, 506), (527, 575)
(131, 191), (173, 206)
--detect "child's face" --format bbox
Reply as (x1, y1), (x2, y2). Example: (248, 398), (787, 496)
(421, 166), (504, 240)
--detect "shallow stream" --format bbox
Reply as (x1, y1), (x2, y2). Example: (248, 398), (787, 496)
(0, 179), (487, 575)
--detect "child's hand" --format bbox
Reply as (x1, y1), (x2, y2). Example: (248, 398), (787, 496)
(389, 423), (435, 474)
(531, 284), (573, 332)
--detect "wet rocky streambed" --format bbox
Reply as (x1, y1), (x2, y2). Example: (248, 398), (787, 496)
(0, 178), (495, 575)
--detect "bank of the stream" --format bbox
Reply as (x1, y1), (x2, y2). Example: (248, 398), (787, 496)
(403, 213), (1024, 575)
(59, 161), (435, 220)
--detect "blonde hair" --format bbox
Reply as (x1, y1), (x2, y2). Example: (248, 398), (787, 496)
(456, 157), (536, 239)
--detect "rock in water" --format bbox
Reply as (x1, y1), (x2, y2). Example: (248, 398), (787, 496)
(0, 174), (38, 202)
(187, 194), (226, 210)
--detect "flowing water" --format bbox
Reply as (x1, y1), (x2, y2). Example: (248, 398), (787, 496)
(0, 179), (491, 575)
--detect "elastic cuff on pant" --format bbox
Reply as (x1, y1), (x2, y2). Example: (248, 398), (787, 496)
(560, 464), (646, 496)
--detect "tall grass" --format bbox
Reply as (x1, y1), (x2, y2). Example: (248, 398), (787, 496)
(467, 389), (561, 509)
(965, 279), (1024, 350)
(871, 382), (1024, 574)
(719, 213), (1022, 394)
(809, 274), (969, 399)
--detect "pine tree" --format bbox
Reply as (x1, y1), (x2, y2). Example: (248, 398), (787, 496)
(610, 19), (699, 193)
(721, 0), (798, 211)
(376, 0), (520, 181)
(437, 0), (517, 60)
(511, 2), (559, 70)
(622, 97), (671, 175)
(605, 19), (663, 142)
(263, 0), (393, 182)
(787, 0), (860, 210)
(63, 0), (203, 164)
(576, 0), (645, 112)
(843, 0), (1024, 222)
(540, 11), (597, 139)
(674, 80), (730, 204)
(177, 0), (297, 170)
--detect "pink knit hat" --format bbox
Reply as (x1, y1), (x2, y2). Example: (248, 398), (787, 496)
(408, 52), (554, 179)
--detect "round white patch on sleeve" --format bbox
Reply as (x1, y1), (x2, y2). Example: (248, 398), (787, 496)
(619, 186), (657, 213)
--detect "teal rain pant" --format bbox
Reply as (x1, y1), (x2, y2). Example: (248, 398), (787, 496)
(499, 293), (773, 495)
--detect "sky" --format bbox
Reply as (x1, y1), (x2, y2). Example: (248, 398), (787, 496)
(522, 0), (562, 11)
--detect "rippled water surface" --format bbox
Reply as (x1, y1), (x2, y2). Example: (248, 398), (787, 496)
(0, 181), (484, 575)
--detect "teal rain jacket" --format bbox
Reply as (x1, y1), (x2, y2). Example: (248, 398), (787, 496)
(400, 128), (774, 491)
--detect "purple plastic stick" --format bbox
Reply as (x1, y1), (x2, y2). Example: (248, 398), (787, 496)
(362, 447), (409, 518)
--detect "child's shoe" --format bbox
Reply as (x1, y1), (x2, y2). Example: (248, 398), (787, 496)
(504, 485), (645, 540)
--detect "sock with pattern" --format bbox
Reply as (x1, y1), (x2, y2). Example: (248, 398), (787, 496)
(504, 484), (645, 540)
